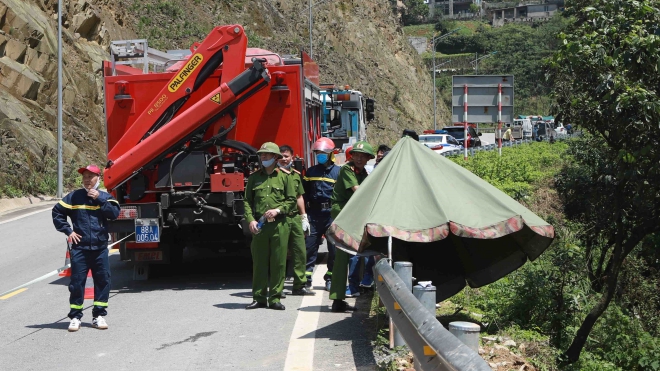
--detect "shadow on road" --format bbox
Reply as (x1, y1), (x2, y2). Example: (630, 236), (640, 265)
(229, 291), (252, 298)
(25, 319), (70, 330)
(213, 303), (248, 310)
(105, 254), (254, 295)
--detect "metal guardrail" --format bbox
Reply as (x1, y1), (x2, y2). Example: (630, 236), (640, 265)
(374, 260), (491, 371)
(441, 132), (582, 157)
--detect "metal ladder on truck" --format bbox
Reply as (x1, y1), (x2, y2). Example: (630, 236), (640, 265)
(109, 39), (191, 75)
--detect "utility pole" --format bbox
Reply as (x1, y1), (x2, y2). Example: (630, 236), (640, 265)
(471, 51), (497, 76)
(57, 0), (63, 198)
(309, 0), (313, 58)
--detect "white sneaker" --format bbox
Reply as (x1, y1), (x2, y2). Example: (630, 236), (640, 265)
(92, 316), (108, 330)
(68, 318), (81, 332)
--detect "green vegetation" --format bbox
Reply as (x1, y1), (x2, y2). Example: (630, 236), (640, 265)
(548, 0), (660, 364)
(0, 149), (80, 197)
(443, 139), (660, 370)
(400, 0), (431, 26)
(129, 0), (212, 50)
(450, 141), (568, 200)
(403, 16), (571, 117)
(430, 16), (570, 116)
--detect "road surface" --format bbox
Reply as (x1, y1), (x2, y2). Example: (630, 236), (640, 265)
(0, 205), (376, 371)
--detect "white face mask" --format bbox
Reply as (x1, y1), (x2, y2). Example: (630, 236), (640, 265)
(82, 178), (100, 191)
(278, 161), (292, 169)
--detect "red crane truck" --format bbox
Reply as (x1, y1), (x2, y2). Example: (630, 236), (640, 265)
(102, 25), (325, 279)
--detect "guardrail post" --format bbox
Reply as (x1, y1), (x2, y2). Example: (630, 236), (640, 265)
(392, 261), (413, 348)
(449, 322), (481, 353)
(413, 284), (437, 371)
(413, 284), (436, 315)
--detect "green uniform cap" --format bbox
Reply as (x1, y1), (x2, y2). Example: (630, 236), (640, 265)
(349, 141), (375, 157)
(257, 142), (283, 158)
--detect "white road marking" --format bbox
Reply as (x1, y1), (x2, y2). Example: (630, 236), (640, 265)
(0, 234), (131, 299)
(0, 266), (67, 298)
(0, 207), (51, 225)
(283, 267), (326, 371)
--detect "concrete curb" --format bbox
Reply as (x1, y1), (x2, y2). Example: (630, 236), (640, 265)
(0, 196), (58, 216)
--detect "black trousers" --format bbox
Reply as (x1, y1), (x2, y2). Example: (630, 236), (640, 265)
(304, 210), (335, 284)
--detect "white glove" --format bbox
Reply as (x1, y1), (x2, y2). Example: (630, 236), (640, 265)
(301, 214), (310, 236)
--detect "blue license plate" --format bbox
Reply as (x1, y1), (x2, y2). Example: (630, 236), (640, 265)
(135, 225), (160, 243)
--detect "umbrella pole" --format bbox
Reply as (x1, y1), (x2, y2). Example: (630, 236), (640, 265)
(388, 235), (394, 348)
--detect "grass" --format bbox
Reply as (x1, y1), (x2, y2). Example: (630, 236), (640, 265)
(0, 148), (81, 198)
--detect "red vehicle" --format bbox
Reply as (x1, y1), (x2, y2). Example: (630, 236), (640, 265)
(102, 25), (324, 278)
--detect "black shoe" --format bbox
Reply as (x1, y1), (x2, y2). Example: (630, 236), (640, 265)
(246, 301), (267, 310)
(269, 302), (286, 310)
(305, 281), (312, 289)
(291, 287), (314, 296)
(331, 300), (357, 312)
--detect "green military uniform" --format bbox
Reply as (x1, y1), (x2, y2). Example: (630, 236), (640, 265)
(329, 162), (369, 301)
(286, 169), (308, 290)
(244, 156), (297, 306)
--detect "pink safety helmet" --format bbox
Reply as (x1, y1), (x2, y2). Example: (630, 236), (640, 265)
(311, 137), (335, 153)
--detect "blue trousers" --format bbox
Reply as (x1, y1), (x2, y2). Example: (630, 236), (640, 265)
(68, 248), (111, 319)
(305, 210), (335, 284)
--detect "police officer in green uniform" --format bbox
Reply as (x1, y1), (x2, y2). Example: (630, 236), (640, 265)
(244, 142), (297, 310)
(278, 145), (313, 296)
(329, 141), (375, 312)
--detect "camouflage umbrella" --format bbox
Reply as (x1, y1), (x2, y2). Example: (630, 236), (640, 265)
(327, 137), (554, 301)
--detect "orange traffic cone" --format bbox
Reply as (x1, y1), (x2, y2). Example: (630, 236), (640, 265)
(59, 249), (72, 277)
(84, 270), (94, 300)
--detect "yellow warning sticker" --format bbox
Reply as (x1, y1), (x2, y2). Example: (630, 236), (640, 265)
(210, 93), (222, 105)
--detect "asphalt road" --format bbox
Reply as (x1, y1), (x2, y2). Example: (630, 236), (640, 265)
(0, 206), (376, 371)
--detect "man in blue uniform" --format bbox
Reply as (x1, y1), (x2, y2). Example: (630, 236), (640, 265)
(303, 137), (340, 291)
(52, 164), (120, 332)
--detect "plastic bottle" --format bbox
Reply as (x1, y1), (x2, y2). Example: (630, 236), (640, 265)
(256, 215), (266, 233)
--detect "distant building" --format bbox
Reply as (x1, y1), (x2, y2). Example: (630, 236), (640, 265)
(427, 0), (483, 19)
(488, 1), (564, 27)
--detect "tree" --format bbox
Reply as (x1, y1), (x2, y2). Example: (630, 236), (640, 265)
(401, 0), (429, 26)
(469, 3), (480, 15)
(548, 0), (660, 364)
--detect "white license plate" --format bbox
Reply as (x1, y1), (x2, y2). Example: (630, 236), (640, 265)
(134, 251), (163, 261)
(135, 218), (160, 243)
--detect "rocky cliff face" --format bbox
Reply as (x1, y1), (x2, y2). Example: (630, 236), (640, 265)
(0, 0), (448, 195)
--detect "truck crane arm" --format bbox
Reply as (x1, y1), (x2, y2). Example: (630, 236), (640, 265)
(104, 27), (271, 190)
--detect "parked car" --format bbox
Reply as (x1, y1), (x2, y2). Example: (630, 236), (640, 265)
(534, 121), (557, 141)
(442, 126), (483, 147)
(419, 131), (463, 154)
(553, 122), (567, 136)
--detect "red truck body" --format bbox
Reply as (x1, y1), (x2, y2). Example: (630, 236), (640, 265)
(102, 25), (323, 275)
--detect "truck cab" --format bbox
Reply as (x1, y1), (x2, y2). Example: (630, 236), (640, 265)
(319, 85), (375, 150)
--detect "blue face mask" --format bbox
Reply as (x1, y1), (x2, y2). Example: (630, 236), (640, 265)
(316, 153), (329, 164)
(262, 158), (276, 167)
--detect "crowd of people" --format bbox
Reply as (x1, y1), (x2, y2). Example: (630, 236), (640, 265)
(244, 138), (392, 312)
(51, 138), (391, 332)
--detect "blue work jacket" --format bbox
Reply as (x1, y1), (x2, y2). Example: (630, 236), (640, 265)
(303, 163), (340, 203)
(52, 189), (121, 250)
